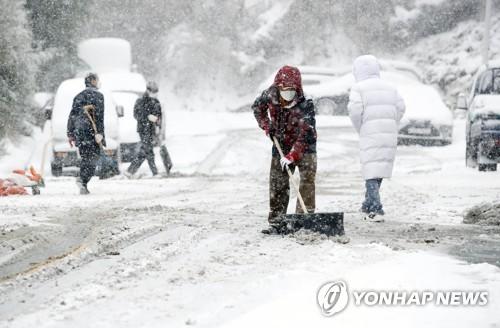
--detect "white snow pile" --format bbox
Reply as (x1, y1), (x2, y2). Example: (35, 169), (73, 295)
(464, 202), (500, 225)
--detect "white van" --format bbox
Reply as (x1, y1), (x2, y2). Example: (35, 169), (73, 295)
(78, 38), (132, 73)
(50, 78), (120, 176)
(77, 38), (150, 162)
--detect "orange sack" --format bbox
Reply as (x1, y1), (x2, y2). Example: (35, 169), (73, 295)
(0, 178), (28, 196)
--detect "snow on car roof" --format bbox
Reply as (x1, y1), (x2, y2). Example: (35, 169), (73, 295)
(305, 73), (354, 98)
(307, 69), (452, 125)
(258, 66), (343, 91)
(307, 70), (422, 98)
(258, 61), (422, 93)
(378, 59), (424, 82)
(296, 65), (350, 76)
(399, 83), (452, 125)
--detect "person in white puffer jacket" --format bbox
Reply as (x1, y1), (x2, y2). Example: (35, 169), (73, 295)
(347, 55), (405, 220)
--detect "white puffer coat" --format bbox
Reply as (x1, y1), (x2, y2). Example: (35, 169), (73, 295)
(348, 55), (406, 180)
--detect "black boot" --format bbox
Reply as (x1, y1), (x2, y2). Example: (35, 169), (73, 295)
(76, 178), (90, 195)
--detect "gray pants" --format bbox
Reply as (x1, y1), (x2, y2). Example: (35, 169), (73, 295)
(127, 140), (158, 175)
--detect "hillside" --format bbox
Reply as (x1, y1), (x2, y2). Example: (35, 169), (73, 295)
(405, 12), (500, 104)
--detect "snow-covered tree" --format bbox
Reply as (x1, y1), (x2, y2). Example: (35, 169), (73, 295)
(81, 0), (190, 79)
(25, 0), (90, 91)
(0, 0), (38, 141)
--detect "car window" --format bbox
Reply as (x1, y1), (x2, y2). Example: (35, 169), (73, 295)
(477, 69), (494, 94)
(493, 69), (500, 94)
(314, 94), (349, 116)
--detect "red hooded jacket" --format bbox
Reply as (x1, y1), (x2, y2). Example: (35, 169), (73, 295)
(252, 66), (316, 162)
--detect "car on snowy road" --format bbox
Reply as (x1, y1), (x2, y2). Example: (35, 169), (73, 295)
(307, 64), (454, 145)
(50, 78), (121, 177)
(458, 62), (500, 171)
(229, 65), (347, 112)
(236, 63), (453, 145)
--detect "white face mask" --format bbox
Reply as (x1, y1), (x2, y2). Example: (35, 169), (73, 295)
(148, 91), (158, 98)
(280, 89), (296, 102)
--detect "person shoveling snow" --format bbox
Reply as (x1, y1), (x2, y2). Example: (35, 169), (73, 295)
(253, 65), (343, 237)
(0, 166), (45, 196)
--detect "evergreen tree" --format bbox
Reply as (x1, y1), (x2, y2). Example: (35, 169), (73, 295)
(25, 0), (90, 91)
(0, 0), (38, 141)
(81, 0), (190, 79)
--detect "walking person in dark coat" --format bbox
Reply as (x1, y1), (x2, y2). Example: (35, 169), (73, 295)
(67, 73), (105, 195)
(126, 81), (162, 177)
(253, 65), (318, 234)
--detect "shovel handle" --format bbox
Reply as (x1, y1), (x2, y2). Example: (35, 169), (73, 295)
(272, 136), (308, 214)
(83, 106), (104, 149)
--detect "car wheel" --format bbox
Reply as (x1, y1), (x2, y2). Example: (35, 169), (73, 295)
(315, 98), (336, 115)
(397, 138), (409, 146)
(478, 164), (497, 171)
(51, 161), (63, 177)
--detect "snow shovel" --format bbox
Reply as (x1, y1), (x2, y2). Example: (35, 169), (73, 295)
(272, 136), (344, 236)
(84, 106), (120, 179)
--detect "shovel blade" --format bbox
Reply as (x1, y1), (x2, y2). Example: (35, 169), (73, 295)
(282, 212), (344, 236)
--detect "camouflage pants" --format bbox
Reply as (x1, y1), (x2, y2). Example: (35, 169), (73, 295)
(268, 153), (317, 224)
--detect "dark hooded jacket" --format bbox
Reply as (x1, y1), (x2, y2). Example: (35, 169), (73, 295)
(134, 93), (162, 143)
(252, 66), (317, 162)
(67, 86), (105, 147)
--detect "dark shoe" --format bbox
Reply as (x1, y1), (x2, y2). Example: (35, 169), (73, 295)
(76, 178), (90, 195)
(261, 224), (283, 235)
(268, 213), (285, 225)
(375, 209), (385, 216)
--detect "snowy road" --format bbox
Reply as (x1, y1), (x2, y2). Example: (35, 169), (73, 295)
(1, 116), (500, 327)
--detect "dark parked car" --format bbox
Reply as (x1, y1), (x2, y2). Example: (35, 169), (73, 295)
(458, 63), (500, 171)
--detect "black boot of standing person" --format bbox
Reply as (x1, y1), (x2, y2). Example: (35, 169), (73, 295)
(126, 81), (162, 177)
(67, 73), (106, 194)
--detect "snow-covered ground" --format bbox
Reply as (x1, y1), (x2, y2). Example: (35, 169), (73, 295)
(0, 111), (499, 327)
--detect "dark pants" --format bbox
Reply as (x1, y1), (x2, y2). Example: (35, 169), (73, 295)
(362, 178), (383, 213)
(128, 140), (157, 175)
(268, 153), (317, 224)
(79, 143), (100, 187)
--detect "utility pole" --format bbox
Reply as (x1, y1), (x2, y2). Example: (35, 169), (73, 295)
(482, 0), (492, 67)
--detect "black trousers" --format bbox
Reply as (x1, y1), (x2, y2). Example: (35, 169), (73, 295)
(128, 140), (157, 175)
(79, 143), (100, 186)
